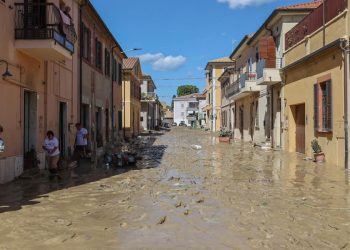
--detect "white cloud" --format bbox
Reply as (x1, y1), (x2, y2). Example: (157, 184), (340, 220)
(139, 53), (187, 71)
(217, 0), (276, 9)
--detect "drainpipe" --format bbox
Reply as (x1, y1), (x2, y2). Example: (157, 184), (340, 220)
(341, 38), (349, 170)
(111, 44), (118, 143)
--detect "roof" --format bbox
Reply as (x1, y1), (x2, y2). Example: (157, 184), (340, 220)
(205, 57), (234, 70)
(173, 93), (204, 100)
(123, 58), (139, 70)
(247, 0), (321, 45)
(278, 0), (322, 10)
(229, 34), (252, 59)
(208, 57), (233, 63)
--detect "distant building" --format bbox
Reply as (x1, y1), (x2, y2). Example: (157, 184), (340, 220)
(141, 75), (158, 131)
(173, 93), (205, 127)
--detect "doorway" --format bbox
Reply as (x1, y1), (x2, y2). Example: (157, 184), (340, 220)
(294, 104), (306, 154)
(95, 107), (102, 148)
(105, 108), (109, 143)
(59, 102), (67, 158)
(239, 105), (244, 140)
(23, 91), (37, 166)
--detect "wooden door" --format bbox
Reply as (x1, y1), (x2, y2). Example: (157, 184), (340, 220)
(295, 104), (305, 154)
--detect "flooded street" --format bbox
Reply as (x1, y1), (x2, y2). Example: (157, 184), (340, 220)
(1, 128), (350, 249)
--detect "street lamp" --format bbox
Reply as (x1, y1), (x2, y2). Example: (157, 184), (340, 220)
(0, 60), (12, 78)
(121, 48), (143, 139)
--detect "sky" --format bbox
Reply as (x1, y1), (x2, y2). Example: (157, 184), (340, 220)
(91, 0), (311, 104)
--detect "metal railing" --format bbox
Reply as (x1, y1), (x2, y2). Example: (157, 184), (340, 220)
(14, 2), (77, 53)
(285, 0), (347, 50)
(141, 92), (157, 101)
(256, 58), (283, 79)
(239, 71), (256, 89)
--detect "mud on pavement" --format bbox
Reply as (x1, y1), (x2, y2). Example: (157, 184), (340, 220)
(1, 128), (350, 250)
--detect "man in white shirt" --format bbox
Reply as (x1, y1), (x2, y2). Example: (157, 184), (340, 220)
(42, 130), (61, 180)
(75, 123), (89, 158)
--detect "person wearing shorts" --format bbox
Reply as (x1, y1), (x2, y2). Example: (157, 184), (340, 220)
(42, 131), (61, 180)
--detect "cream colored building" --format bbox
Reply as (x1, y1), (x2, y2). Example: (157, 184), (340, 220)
(122, 58), (142, 138)
(204, 57), (234, 132)
(283, 0), (348, 167)
(0, 0), (78, 183)
(225, 1), (319, 145)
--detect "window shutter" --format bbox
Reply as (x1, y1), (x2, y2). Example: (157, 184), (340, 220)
(326, 80), (332, 131)
(267, 36), (276, 68)
(314, 83), (319, 131)
(259, 37), (269, 60)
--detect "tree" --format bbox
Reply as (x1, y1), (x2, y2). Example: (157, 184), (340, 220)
(177, 85), (199, 97)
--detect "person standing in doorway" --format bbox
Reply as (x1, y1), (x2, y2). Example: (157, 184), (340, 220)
(0, 125), (4, 153)
(42, 131), (61, 180)
(75, 123), (89, 159)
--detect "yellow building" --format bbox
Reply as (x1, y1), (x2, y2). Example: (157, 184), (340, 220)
(122, 58), (142, 138)
(204, 57), (234, 132)
(283, 0), (348, 167)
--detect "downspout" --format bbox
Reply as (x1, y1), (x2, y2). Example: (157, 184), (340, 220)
(341, 38), (349, 170)
(111, 44), (118, 142)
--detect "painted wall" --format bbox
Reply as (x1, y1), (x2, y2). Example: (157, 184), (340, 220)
(0, 0), (79, 183)
(284, 48), (345, 166)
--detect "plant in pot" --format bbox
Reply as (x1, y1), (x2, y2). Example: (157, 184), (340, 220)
(219, 129), (232, 143)
(311, 139), (325, 163)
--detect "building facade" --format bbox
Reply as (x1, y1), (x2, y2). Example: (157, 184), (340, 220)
(173, 94), (204, 127)
(140, 75), (158, 131)
(283, 0), (348, 167)
(204, 58), (234, 132)
(122, 58), (142, 138)
(0, 0), (78, 183)
(80, 1), (125, 158)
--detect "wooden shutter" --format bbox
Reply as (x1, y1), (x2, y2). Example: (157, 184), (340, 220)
(326, 80), (332, 131)
(259, 37), (269, 60)
(259, 36), (276, 68)
(314, 83), (319, 131)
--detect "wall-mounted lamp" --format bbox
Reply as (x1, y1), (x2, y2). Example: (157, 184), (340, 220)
(0, 60), (13, 78)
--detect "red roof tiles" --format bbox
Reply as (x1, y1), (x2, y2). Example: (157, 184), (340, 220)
(122, 58), (139, 70)
(278, 0), (322, 10)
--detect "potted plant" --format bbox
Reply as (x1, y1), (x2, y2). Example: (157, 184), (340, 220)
(311, 139), (325, 163)
(219, 129), (232, 143)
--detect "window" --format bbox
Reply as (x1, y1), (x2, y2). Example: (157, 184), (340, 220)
(112, 58), (117, 81)
(314, 80), (332, 132)
(95, 38), (102, 70)
(181, 104), (184, 108)
(140, 116), (144, 122)
(82, 24), (91, 61)
(105, 49), (110, 76)
(118, 62), (122, 85)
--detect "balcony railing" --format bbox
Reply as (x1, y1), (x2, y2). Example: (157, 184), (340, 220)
(14, 2), (77, 53)
(257, 58), (283, 79)
(141, 92), (157, 101)
(285, 0), (347, 50)
(239, 72), (256, 89)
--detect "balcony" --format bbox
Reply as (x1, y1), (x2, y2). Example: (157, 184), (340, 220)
(14, 2), (77, 60)
(141, 92), (157, 102)
(187, 106), (199, 112)
(285, 0), (347, 50)
(256, 59), (282, 85)
(187, 114), (197, 121)
(232, 72), (260, 100)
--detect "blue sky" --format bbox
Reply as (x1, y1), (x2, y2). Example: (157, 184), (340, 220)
(91, 0), (310, 104)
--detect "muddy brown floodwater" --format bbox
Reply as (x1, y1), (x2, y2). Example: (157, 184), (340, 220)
(1, 128), (350, 249)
